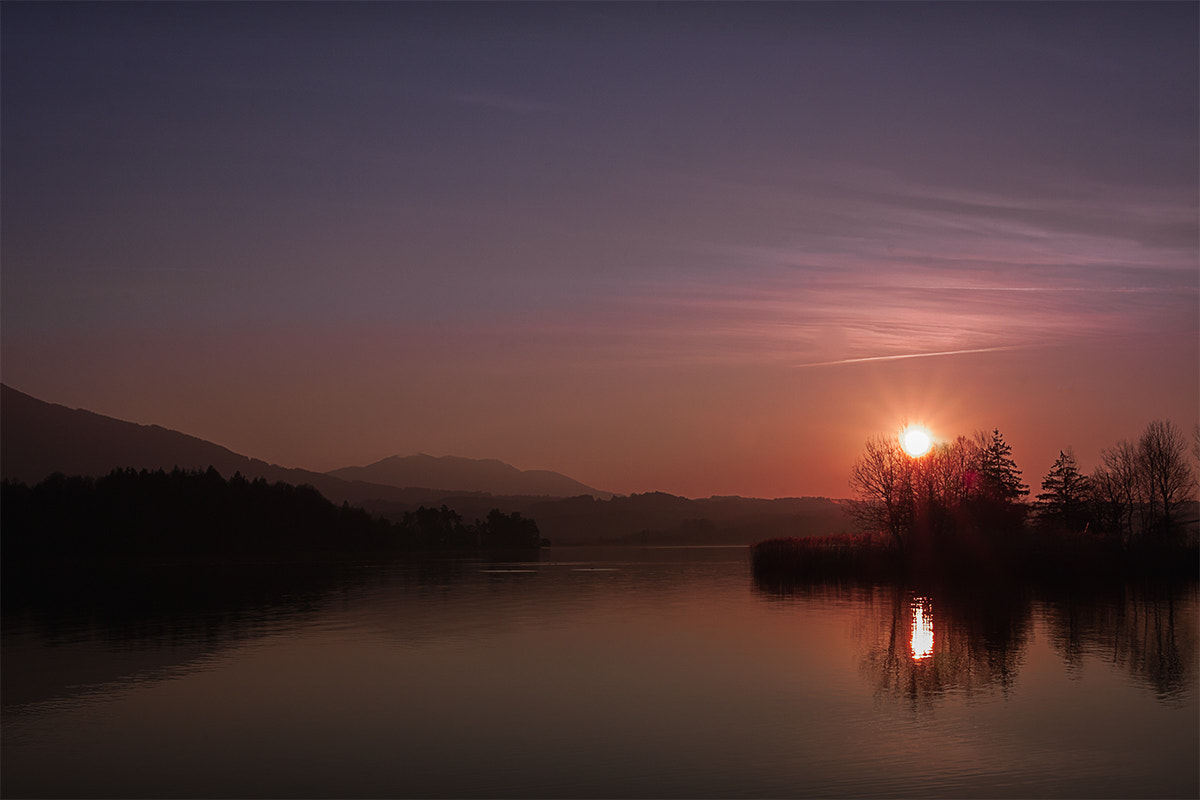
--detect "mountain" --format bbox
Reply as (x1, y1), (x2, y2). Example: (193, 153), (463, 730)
(0, 384), (610, 507)
(327, 453), (612, 499)
(0, 383), (845, 544)
(0, 384), (422, 506)
(3, 383), (255, 483)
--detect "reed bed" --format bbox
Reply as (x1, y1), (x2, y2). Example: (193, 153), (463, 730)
(750, 532), (901, 581)
(751, 528), (1199, 587)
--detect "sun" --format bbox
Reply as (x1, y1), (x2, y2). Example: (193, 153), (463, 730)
(901, 425), (933, 457)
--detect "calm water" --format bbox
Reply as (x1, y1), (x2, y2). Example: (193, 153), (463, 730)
(3, 547), (1197, 798)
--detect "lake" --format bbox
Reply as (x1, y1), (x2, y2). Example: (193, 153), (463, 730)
(3, 546), (1197, 798)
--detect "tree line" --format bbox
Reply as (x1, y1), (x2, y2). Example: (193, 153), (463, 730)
(848, 420), (1198, 557)
(2, 467), (545, 562)
(1079, 420), (1198, 542)
(395, 504), (544, 550)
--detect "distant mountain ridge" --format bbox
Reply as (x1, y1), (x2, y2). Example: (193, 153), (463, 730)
(0, 384), (608, 504)
(362, 491), (851, 546)
(328, 453), (612, 500)
(0, 384), (396, 505)
(0, 384), (850, 545)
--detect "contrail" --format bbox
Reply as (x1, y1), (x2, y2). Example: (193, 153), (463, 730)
(794, 345), (1023, 369)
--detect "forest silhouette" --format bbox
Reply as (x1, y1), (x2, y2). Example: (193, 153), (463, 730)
(1, 467), (544, 566)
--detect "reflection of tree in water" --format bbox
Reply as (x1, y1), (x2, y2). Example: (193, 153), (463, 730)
(754, 572), (1198, 707)
(4, 559), (384, 645)
(855, 582), (1032, 709)
(1, 559), (388, 711)
(1041, 581), (1198, 702)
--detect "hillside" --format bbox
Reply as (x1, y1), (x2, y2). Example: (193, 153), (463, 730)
(364, 491), (852, 546)
(3, 384), (277, 484)
(328, 453), (611, 499)
(0, 384), (850, 544)
(0, 384), (609, 509)
(0, 385), (431, 506)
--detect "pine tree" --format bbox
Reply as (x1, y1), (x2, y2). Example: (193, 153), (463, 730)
(975, 428), (1028, 503)
(1036, 448), (1089, 531)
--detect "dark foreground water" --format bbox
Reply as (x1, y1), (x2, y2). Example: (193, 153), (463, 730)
(3, 546), (1197, 798)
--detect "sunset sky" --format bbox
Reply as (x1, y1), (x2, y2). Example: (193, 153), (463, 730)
(3, 2), (1197, 499)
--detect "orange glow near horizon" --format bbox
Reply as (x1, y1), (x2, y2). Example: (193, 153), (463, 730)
(911, 599), (934, 660)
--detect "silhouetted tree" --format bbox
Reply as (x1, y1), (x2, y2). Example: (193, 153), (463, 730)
(479, 509), (542, 549)
(959, 428), (1029, 537)
(397, 506), (543, 550)
(848, 427), (1035, 572)
(973, 429), (1028, 504)
(912, 434), (984, 540)
(1191, 423), (1200, 473)
(4, 469), (552, 562)
(1035, 448), (1091, 533)
(2, 467), (398, 561)
(1088, 421), (1197, 542)
(848, 434), (914, 550)
(1136, 419), (1196, 540)
(1090, 438), (1140, 541)
(849, 432), (992, 552)
(400, 505), (473, 549)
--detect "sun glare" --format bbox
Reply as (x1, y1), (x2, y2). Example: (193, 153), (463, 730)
(901, 426), (933, 457)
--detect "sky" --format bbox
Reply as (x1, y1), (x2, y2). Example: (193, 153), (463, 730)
(2, 2), (1197, 499)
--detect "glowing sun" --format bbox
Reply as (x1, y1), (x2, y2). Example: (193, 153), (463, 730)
(901, 426), (933, 457)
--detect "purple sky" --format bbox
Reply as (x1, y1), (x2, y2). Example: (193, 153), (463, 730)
(3, 2), (1197, 498)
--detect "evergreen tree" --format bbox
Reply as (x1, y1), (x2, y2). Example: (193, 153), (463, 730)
(1036, 448), (1090, 532)
(974, 428), (1028, 503)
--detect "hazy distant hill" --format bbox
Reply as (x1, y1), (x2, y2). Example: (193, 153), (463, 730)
(1, 383), (846, 544)
(0, 384), (420, 506)
(531, 492), (852, 545)
(328, 453), (612, 499)
(363, 491), (852, 546)
(0, 384), (609, 508)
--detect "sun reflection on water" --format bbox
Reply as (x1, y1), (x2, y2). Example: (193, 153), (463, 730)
(910, 598), (934, 660)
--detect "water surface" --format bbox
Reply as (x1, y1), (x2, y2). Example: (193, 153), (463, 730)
(3, 547), (1196, 798)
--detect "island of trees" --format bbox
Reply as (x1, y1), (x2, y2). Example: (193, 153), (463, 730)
(752, 419), (1199, 584)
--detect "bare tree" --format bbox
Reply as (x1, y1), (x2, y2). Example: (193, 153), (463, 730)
(848, 434), (912, 549)
(1191, 422), (1199, 475)
(1137, 419), (1196, 539)
(848, 433), (985, 549)
(1090, 421), (1198, 541)
(1092, 439), (1140, 541)
(922, 435), (981, 528)
(1087, 465), (1123, 539)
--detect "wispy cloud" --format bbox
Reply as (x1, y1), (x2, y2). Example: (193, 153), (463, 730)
(792, 345), (1027, 369)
